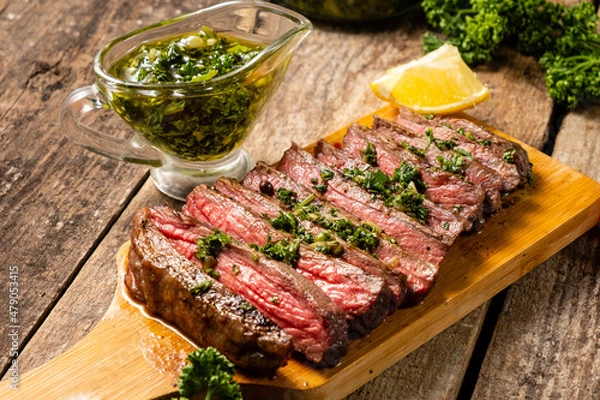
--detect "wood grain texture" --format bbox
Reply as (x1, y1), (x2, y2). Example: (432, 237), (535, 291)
(0, 0), (581, 398)
(344, 303), (489, 400)
(0, 0), (229, 376)
(472, 103), (600, 400)
(3, 106), (599, 399)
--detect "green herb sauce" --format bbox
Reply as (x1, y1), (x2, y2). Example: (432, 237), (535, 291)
(273, 190), (380, 253)
(108, 26), (273, 161)
(195, 230), (231, 271)
(342, 166), (430, 224)
(249, 236), (302, 266)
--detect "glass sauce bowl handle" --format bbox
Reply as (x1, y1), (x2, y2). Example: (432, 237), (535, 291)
(59, 85), (162, 167)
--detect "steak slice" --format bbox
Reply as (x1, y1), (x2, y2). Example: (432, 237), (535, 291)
(314, 139), (469, 238)
(183, 185), (393, 335)
(395, 107), (522, 192)
(215, 177), (407, 310)
(431, 114), (532, 186)
(149, 206), (349, 366)
(343, 123), (486, 226)
(126, 207), (293, 372)
(277, 143), (449, 265)
(371, 115), (503, 215)
(243, 162), (439, 305)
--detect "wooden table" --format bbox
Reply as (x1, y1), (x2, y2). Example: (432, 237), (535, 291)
(1, 0), (599, 398)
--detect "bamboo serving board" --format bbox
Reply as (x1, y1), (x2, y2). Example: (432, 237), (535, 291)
(5, 105), (600, 399)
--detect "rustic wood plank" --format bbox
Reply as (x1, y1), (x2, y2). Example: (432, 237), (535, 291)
(472, 104), (600, 399)
(8, 107), (596, 398)
(13, 180), (179, 375)
(345, 303), (489, 400)
(0, 1), (561, 398)
(0, 0), (209, 376)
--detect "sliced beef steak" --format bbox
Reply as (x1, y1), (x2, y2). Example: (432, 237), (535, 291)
(126, 207), (293, 372)
(343, 123), (486, 226)
(430, 113), (532, 186)
(314, 139), (469, 238)
(215, 177), (407, 310)
(243, 163), (439, 305)
(277, 143), (449, 265)
(395, 107), (522, 192)
(183, 185), (393, 335)
(371, 115), (503, 215)
(149, 206), (349, 366)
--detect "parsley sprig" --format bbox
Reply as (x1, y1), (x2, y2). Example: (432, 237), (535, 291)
(421, 0), (600, 108)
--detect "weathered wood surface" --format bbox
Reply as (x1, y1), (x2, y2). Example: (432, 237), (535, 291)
(472, 104), (600, 399)
(0, 0), (597, 398)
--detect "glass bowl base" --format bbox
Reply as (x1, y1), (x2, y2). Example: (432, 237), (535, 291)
(150, 149), (255, 201)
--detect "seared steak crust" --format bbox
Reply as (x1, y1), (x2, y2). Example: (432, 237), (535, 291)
(242, 163), (439, 305)
(183, 185), (393, 335)
(150, 206), (349, 366)
(277, 143), (449, 265)
(126, 207), (293, 372)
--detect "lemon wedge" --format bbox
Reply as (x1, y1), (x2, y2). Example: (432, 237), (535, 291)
(370, 44), (490, 114)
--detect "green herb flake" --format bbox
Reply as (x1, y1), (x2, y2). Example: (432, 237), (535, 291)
(205, 268), (221, 279)
(402, 142), (426, 158)
(392, 161), (427, 191)
(195, 230), (231, 268)
(383, 182), (430, 224)
(465, 132), (477, 141)
(250, 237), (301, 266)
(320, 168), (335, 181)
(527, 163), (534, 185)
(312, 184), (328, 193)
(436, 154), (465, 175)
(275, 188), (298, 208)
(343, 165), (430, 225)
(455, 148), (473, 158)
(503, 148), (516, 164)
(360, 142), (378, 166)
(189, 280), (213, 296)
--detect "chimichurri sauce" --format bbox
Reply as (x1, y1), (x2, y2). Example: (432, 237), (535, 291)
(107, 26), (271, 162)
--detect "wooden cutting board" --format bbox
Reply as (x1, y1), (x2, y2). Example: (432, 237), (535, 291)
(4, 105), (600, 399)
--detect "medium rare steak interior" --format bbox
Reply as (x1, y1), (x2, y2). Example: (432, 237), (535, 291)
(215, 177), (407, 310)
(242, 162), (439, 305)
(125, 108), (532, 373)
(183, 184), (394, 336)
(149, 206), (349, 366)
(126, 207), (293, 372)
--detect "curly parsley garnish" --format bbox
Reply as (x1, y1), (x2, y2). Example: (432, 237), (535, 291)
(175, 347), (242, 400)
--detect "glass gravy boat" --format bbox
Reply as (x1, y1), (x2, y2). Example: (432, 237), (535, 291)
(60, 1), (312, 200)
